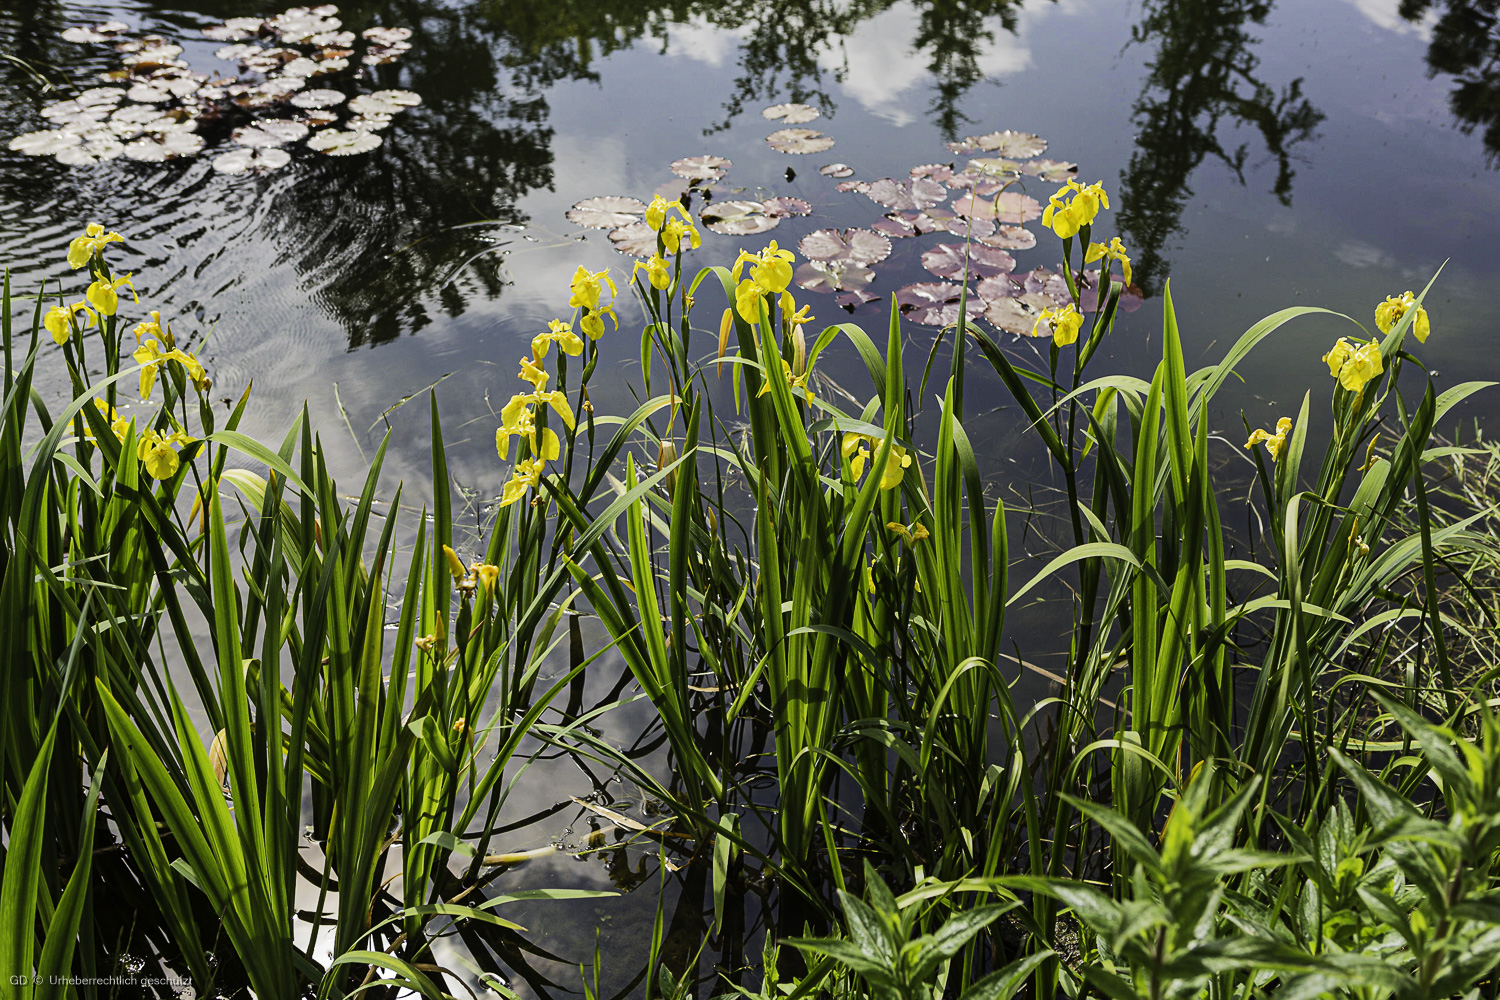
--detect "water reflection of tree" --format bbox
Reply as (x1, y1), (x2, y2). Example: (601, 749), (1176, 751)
(1115, 0), (1324, 296)
(1400, 0), (1500, 163)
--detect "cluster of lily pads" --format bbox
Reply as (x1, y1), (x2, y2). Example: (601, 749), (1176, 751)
(565, 110), (1140, 335)
(8, 6), (420, 174)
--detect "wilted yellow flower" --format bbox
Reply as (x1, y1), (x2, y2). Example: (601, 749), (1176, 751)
(1041, 180), (1108, 239)
(532, 319), (583, 360)
(885, 521), (930, 545)
(501, 456), (546, 507)
(842, 433), (911, 490)
(1245, 416), (1293, 461)
(85, 273), (135, 316)
(634, 254), (671, 291)
(67, 222), (124, 270)
(1323, 337), (1383, 393)
(43, 301), (95, 345)
(1032, 304), (1084, 346)
(1084, 236), (1133, 287)
(757, 357), (816, 404)
(473, 563), (500, 603)
(1374, 291), (1430, 343)
(780, 291), (812, 332)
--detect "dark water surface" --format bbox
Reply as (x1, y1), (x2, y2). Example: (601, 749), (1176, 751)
(2, 0), (1498, 992)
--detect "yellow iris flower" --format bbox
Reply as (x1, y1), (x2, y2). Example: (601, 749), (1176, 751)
(1041, 180), (1108, 239)
(532, 319), (584, 360)
(84, 399), (130, 444)
(1323, 337), (1384, 393)
(85, 273), (135, 317)
(133, 310), (170, 346)
(496, 393), (563, 461)
(67, 222), (125, 270)
(518, 356), (549, 392)
(1245, 417), (1293, 461)
(132, 338), (205, 399)
(733, 241), (795, 294)
(1374, 291), (1430, 344)
(1032, 304), (1084, 346)
(757, 357), (816, 403)
(44, 301), (96, 345)
(842, 433), (912, 491)
(1084, 237), (1133, 287)
(500, 457), (546, 507)
(635, 255), (671, 291)
(136, 427), (196, 480)
(735, 279), (766, 324)
(645, 195), (691, 233)
(568, 266), (616, 312)
(660, 218), (701, 255)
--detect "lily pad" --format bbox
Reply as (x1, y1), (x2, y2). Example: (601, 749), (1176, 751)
(872, 214), (917, 238)
(1019, 159), (1078, 183)
(951, 130), (1047, 158)
(123, 129), (205, 160)
(308, 30), (355, 47)
(670, 155), (731, 181)
(346, 113), (392, 131)
(232, 120), (309, 146)
(567, 195), (647, 230)
(363, 26), (412, 45)
(701, 200), (777, 235)
(56, 139), (125, 165)
(795, 260), (875, 294)
(910, 163), (954, 183)
(798, 228), (891, 266)
(984, 293), (1056, 336)
(837, 289), (878, 308)
(348, 90), (420, 116)
(819, 162), (854, 178)
(9, 130), (83, 156)
(921, 242), (1016, 279)
(75, 87), (125, 108)
(895, 282), (970, 327)
(976, 274), (1022, 302)
(213, 146), (291, 173)
(290, 88), (344, 109)
(61, 22), (131, 44)
(202, 17), (266, 41)
(762, 196), (811, 218)
(766, 128), (834, 154)
(762, 103), (821, 124)
(608, 222), (659, 258)
(363, 44), (410, 66)
(214, 43), (263, 62)
(306, 127), (381, 155)
(834, 179), (870, 194)
(864, 176), (946, 211)
(953, 191), (1042, 225)
(980, 226), (1037, 250)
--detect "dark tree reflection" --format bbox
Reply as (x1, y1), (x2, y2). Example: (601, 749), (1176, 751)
(1115, 0), (1323, 296)
(1400, 0), (1500, 163)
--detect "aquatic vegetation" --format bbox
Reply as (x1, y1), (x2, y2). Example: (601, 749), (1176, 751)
(9, 6), (421, 169)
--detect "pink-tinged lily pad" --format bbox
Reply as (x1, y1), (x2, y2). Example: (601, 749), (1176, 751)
(62, 21), (130, 43)
(837, 288), (878, 308)
(567, 195), (647, 229)
(980, 226), (1037, 250)
(835, 179), (870, 193)
(701, 200), (778, 235)
(865, 176), (946, 211)
(306, 127), (381, 155)
(896, 282), (971, 326)
(921, 242), (1016, 280)
(1020, 159), (1078, 183)
(984, 293), (1055, 336)
(762, 103), (820, 124)
(9, 130), (83, 155)
(1070, 269), (1145, 313)
(953, 191), (1042, 224)
(213, 146), (291, 173)
(608, 222), (658, 258)
(819, 162), (854, 178)
(795, 260), (875, 294)
(766, 128), (834, 154)
(763, 196), (811, 218)
(976, 273), (1022, 303)
(1014, 266), (1072, 303)
(952, 130), (1047, 158)
(670, 155), (731, 181)
(910, 162), (954, 183)
(872, 214), (917, 238)
(798, 228), (891, 265)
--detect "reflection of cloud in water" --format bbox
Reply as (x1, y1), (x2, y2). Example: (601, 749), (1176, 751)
(1334, 239), (1397, 269)
(813, 1), (1061, 125)
(664, 16), (747, 68)
(1342, 0), (1435, 38)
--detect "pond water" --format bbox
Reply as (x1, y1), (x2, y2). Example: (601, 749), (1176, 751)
(3, 0), (1499, 992)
